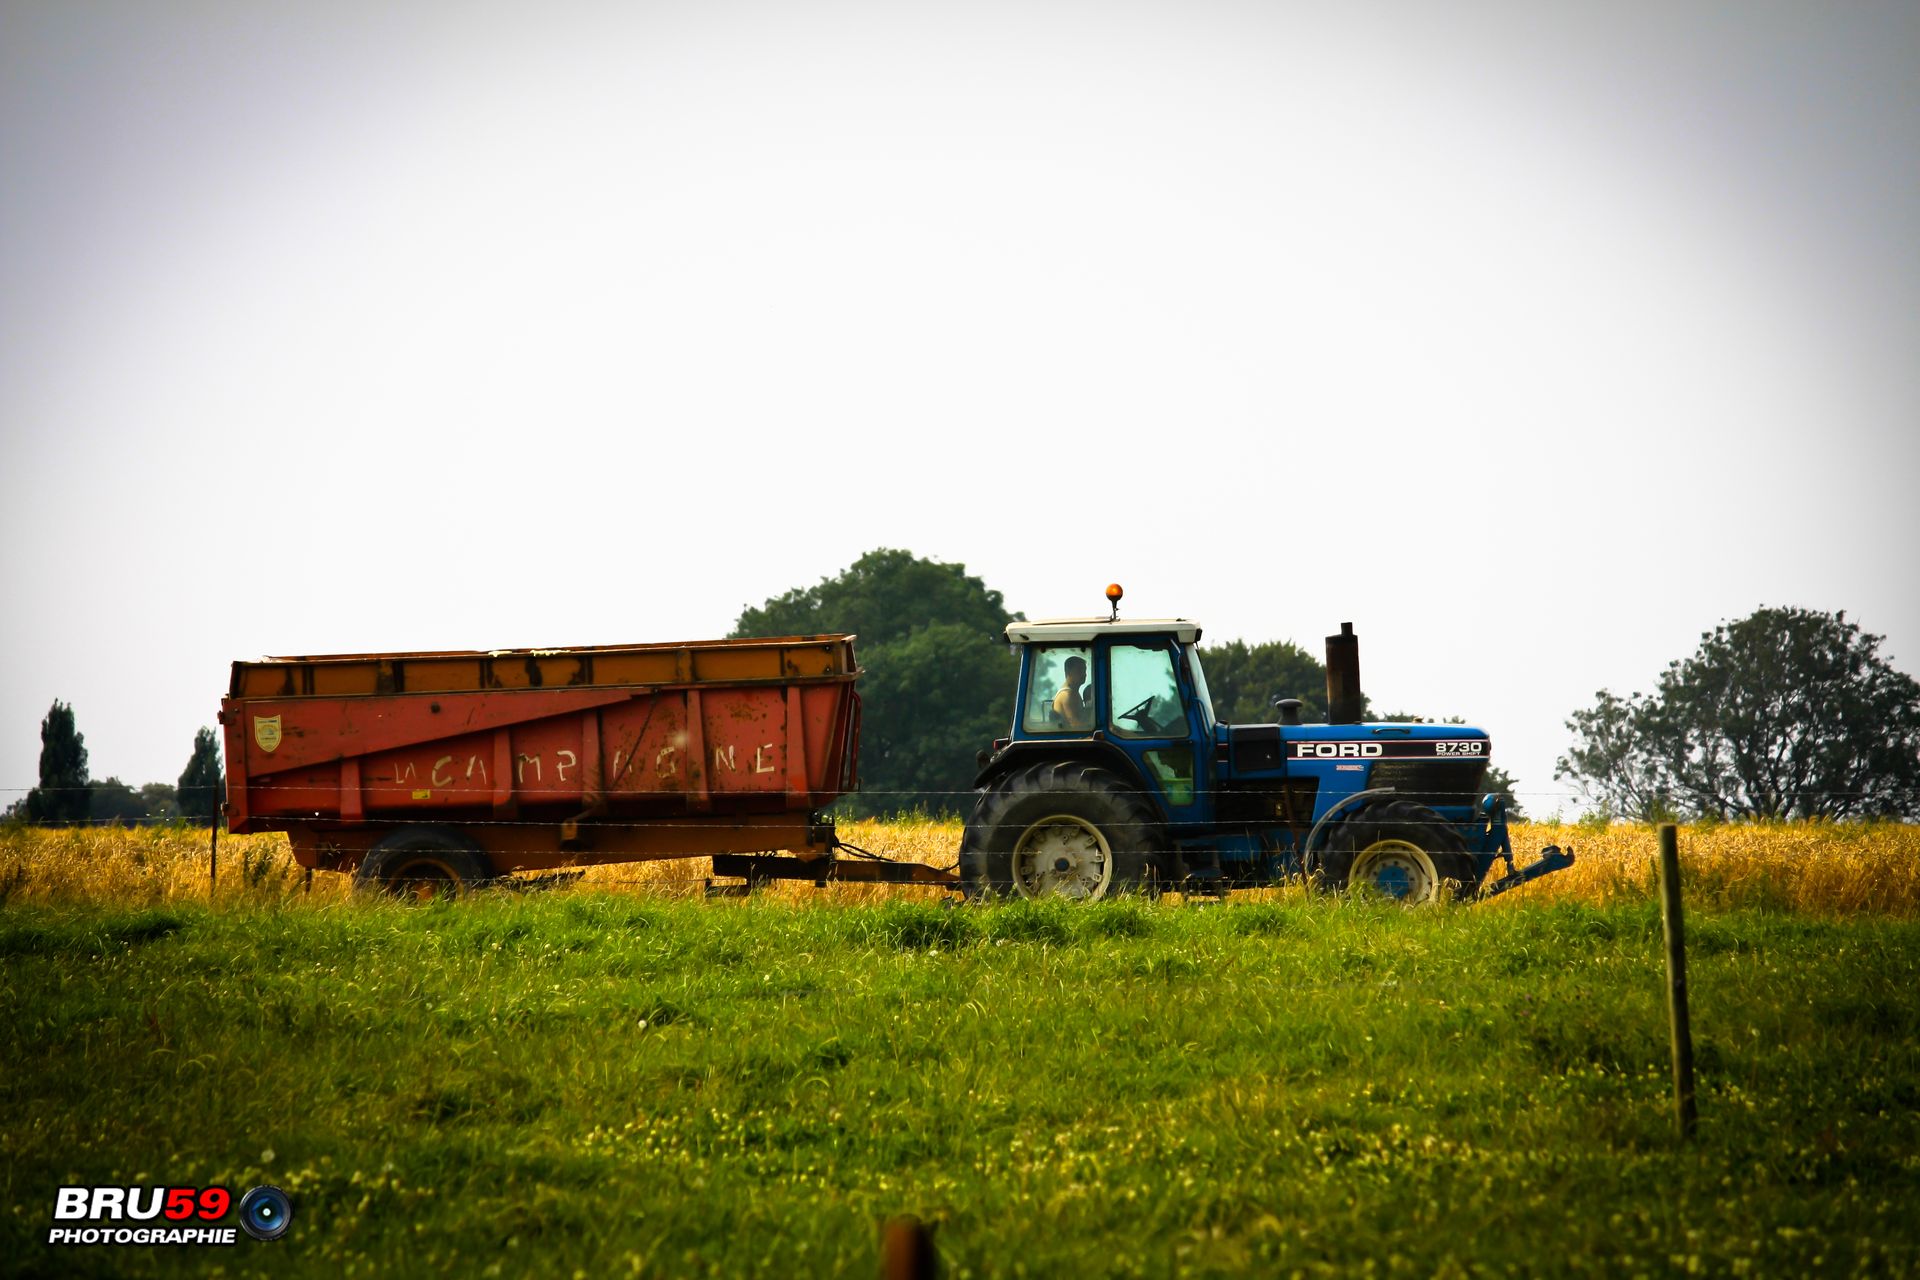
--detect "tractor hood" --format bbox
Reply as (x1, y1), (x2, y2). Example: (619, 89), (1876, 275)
(1275, 722), (1491, 762)
(1223, 720), (1492, 776)
(1223, 720), (1494, 812)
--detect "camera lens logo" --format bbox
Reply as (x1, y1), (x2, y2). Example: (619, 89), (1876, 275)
(237, 1186), (292, 1242)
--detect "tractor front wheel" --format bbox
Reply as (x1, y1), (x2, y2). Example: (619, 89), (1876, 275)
(1317, 800), (1478, 903)
(959, 762), (1163, 901)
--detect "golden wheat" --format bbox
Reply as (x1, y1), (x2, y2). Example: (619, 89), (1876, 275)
(1487, 819), (1920, 916)
(0, 825), (336, 907)
(0, 818), (1914, 915)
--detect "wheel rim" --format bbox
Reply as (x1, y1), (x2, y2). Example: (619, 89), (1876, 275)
(1011, 815), (1114, 900)
(1348, 839), (1439, 903)
(388, 857), (461, 901)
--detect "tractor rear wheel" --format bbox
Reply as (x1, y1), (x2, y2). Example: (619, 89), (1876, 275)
(1318, 800), (1478, 903)
(958, 761), (1164, 901)
(356, 827), (493, 900)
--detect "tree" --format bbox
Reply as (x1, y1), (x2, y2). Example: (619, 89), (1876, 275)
(732, 549), (1019, 815)
(88, 778), (144, 825)
(1199, 638), (1396, 725)
(139, 782), (181, 820)
(25, 700), (90, 825)
(177, 727), (225, 824)
(1197, 639), (1332, 724)
(84, 779), (178, 826)
(1557, 607), (1920, 820)
(854, 623), (1014, 813)
(735, 548), (1017, 650)
(1554, 690), (1675, 821)
(1481, 765), (1525, 819)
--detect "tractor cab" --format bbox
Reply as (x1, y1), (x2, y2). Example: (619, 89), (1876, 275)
(1002, 615), (1213, 817)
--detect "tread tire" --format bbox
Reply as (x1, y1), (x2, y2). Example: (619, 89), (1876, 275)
(355, 827), (492, 899)
(1318, 799), (1480, 903)
(958, 761), (1164, 901)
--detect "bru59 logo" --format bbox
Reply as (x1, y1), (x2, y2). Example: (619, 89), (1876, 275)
(48, 1185), (292, 1246)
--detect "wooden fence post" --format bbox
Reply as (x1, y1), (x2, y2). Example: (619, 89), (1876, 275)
(209, 807), (221, 900)
(881, 1215), (936, 1280)
(1658, 823), (1697, 1140)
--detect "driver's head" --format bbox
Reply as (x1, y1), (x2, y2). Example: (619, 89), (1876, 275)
(1064, 656), (1086, 686)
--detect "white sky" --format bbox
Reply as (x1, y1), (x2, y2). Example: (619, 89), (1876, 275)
(3, 0), (1916, 815)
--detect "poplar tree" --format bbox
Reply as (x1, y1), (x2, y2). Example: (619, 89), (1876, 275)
(25, 700), (91, 825)
(177, 727), (225, 824)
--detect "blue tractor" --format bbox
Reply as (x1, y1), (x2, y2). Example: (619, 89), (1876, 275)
(958, 588), (1574, 902)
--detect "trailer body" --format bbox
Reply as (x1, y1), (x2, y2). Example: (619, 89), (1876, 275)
(221, 635), (861, 878)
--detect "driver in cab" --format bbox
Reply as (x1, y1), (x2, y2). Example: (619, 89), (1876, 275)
(1053, 656), (1093, 731)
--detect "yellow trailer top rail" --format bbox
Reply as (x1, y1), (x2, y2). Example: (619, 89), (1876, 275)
(229, 634), (858, 699)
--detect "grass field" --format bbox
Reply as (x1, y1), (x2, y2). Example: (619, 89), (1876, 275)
(2, 822), (1917, 1277)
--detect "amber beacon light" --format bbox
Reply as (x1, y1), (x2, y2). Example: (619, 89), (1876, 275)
(1105, 583), (1124, 621)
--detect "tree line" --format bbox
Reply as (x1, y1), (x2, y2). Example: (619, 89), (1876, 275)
(734, 550), (1916, 820)
(12, 554), (1915, 826)
(3, 705), (222, 826)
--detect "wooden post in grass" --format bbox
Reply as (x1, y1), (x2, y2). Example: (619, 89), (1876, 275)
(1658, 823), (1697, 1140)
(209, 806), (220, 900)
(881, 1216), (936, 1280)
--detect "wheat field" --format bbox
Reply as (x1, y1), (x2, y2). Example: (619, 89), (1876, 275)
(1, 817), (1914, 915)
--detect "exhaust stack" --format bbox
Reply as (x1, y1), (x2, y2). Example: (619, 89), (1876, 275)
(1325, 622), (1363, 725)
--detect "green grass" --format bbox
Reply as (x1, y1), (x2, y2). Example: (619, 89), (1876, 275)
(2, 895), (1916, 1278)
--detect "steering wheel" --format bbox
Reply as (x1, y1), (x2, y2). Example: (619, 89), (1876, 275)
(1119, 696), (1157, 729)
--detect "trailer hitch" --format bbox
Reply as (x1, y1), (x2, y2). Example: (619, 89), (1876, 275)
(709, 846), (961, 890)
(1479, 845), (1575, 900)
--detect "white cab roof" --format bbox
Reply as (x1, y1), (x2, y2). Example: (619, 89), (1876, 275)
(1005, 618), (1202, 644)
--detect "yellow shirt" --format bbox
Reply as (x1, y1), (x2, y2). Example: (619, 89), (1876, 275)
(1052, 684), (1091, 730)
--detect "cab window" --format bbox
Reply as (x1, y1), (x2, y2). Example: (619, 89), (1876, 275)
(1023, 645), (1094, 734)
(1109, 642), (1183, 739)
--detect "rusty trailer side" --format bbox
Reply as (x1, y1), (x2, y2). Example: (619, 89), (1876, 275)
(220, 634), (870, 878)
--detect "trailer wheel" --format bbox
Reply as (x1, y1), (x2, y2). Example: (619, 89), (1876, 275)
(1318, 800), (1477, 903)
(958, 762), (1163, 901)
(356, 828), (492, 900)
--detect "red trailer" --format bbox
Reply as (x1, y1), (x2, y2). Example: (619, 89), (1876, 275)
(220, 634), (950, 892)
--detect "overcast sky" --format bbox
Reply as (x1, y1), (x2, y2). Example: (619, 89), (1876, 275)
(3, 0), (1916, 815)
